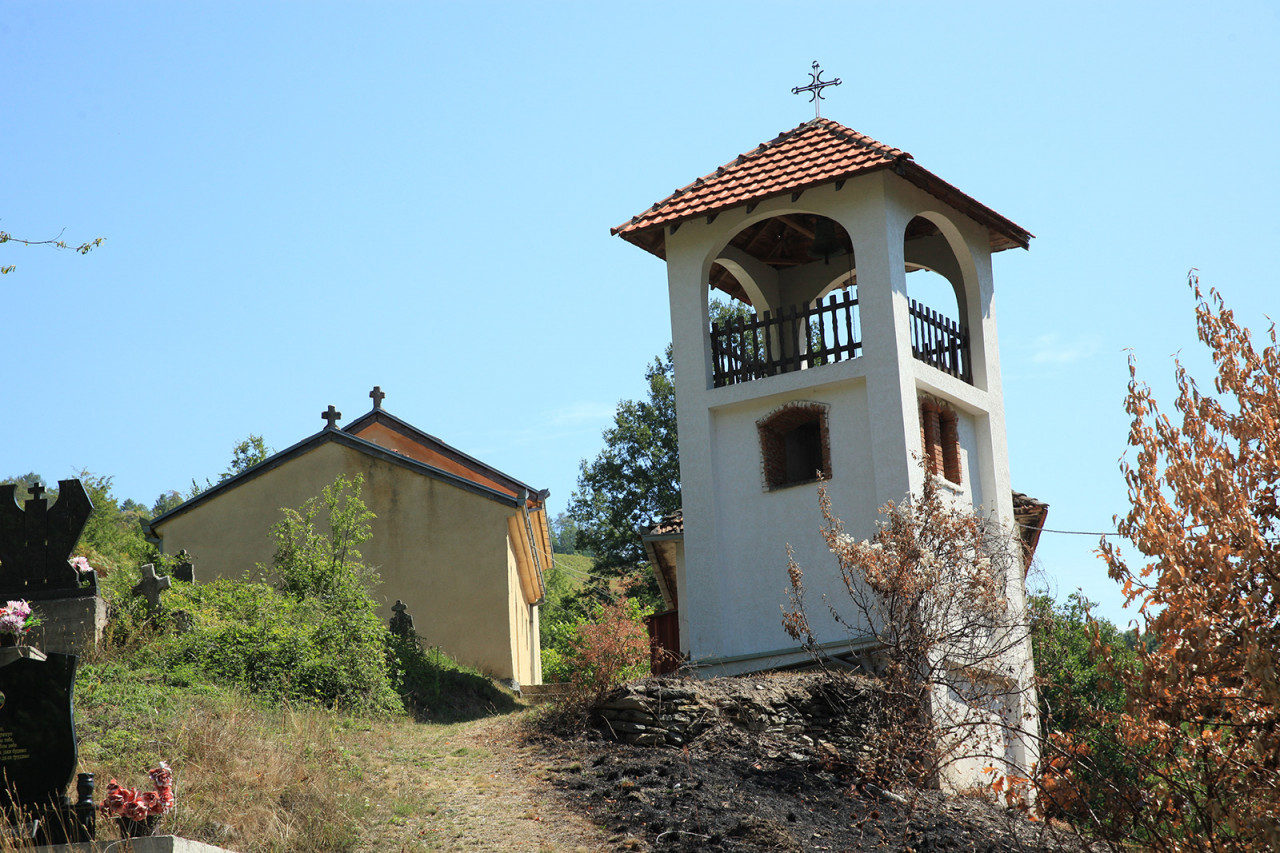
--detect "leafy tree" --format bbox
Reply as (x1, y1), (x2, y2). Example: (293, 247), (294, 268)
(568, 347), (679, 601)
(151, 490), (185, 517)
(568, 299), (753, 604)
(1090, 275), (1280, 850)
(267, 473), (377, 603)
(188, 434), (272, 498)
(73, 471), (152, 572)
(1029, 592), (1141, 824)
(549, 512), (581, 556)
(223, 434), (271, 479)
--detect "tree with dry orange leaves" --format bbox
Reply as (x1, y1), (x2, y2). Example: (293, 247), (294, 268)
(1094, 273), (1280, 850)
(782, 473), (1038, 795)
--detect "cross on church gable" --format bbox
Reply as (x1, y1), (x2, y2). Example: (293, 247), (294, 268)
(370, 386), (385, 409)
(322, 405), (342, 429)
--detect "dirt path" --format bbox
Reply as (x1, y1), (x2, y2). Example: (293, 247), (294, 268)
(348, 712), (624, 853)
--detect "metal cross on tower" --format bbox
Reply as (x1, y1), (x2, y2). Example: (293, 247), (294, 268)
(792, 61), (842, 119)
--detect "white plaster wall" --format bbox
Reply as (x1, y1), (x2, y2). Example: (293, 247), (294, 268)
(663, 168), (1024, 691)
(685, 381), (880, 660)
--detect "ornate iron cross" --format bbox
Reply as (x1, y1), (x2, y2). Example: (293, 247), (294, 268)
(792, 61), (842, 119)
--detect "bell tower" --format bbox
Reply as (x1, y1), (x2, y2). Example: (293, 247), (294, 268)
(616, 118), (1035, 675)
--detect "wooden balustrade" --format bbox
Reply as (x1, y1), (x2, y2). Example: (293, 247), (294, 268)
(709, 292), (971, 387)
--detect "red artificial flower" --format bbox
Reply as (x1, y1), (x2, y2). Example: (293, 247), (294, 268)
(99, 762), (176, 819)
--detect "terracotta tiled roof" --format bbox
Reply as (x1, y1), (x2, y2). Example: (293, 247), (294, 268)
(613, 118), (1030, 259)
(1012, 491), (1050, 571)
(644, 509), (684, 538)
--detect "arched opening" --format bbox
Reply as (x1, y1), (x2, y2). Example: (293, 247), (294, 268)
(904, 215), (971, 383)
(707, 215), (860, 388)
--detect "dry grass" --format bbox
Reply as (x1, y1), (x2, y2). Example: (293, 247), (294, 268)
(74, 669), (612, 853)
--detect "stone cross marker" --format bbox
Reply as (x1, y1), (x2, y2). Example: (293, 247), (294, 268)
(370, 386), (386, 409)
(389, 599), (415, 637)
(132, 564), (172, 613)
(322, 405), (342, 429)
(0, 480), (97, 599)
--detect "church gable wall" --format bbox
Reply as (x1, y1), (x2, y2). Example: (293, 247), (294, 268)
(151, 440), (530, 682)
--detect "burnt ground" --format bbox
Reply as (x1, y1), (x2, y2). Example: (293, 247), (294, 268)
(527, 674), (1089, 853)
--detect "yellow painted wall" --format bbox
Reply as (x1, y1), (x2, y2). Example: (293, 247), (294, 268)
(151, 439), (541, 683)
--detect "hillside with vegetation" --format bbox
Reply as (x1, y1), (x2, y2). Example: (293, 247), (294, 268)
(5, 277), (1277, 851)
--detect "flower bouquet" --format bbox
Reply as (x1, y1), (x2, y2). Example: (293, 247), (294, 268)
(100, 762), (175, 838)
(0, 600), (38, 646)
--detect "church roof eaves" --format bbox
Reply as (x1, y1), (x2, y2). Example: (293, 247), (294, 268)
(146, 427), (524, 538)
(612, 118), (1031, 258)
(342, 408), (544, 501)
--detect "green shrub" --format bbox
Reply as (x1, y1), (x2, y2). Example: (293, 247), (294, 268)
(157, 577), (402, 713)
(541, 592), (651, 699)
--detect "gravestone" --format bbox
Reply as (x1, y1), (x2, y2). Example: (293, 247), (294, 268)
(389, 600), (415, 637)
(133, 564), (173, 614)
(0, 648), (93, 843)
(174, 551), (195, 584)
(0, 480), (106, 654)
(0, 481), (96, 599)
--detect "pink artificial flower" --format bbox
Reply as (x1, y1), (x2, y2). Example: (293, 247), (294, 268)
(0, 600), (32, 637)
(148, 762), (173, 789)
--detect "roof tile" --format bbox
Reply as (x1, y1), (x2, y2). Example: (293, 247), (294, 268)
(612, 117), (1028, 258)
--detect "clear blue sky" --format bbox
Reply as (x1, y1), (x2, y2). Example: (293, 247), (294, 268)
(5, 2), (1277, 626)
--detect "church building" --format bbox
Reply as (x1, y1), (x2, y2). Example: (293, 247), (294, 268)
(147, 388), (550, 687)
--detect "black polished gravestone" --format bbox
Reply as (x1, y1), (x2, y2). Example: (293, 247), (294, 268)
(0, 650), (93, 843)
(0, 480), (97, 599)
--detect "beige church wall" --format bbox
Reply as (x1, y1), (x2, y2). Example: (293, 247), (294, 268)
(505, 538), (541, 687)
(152, 440), (535, 683)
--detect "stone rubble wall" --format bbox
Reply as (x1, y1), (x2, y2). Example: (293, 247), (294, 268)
(594, 672), (881, 750)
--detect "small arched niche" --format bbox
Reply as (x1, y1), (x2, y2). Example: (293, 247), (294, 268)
(707, 215), (860, 388)
(903, 215), (972, 384)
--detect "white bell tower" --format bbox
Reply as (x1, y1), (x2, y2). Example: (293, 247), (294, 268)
(616, 118), (1035, 676)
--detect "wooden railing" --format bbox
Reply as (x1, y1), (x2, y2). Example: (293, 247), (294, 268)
(710, 289), (862, 388)
(909, 299), (971, 383)
(709, 293), (972, 388)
